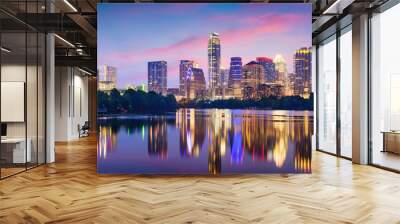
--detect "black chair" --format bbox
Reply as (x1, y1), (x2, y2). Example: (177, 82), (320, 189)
(79, 121), (90, 138)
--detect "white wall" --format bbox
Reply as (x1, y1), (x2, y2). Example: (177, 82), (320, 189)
(55, 67), (89, 141)
(1, 63), (46, 164)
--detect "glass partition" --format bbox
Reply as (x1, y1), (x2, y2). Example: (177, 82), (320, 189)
(317, 35), (337, 154)
(0, 1), (46, 179)
(1, 30), (28, 177)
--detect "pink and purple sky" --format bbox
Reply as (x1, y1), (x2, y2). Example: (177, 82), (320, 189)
(98, 3), (311, 88)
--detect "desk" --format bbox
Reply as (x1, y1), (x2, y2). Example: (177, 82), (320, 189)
(382, 131), (400, 154)
(1, 138), (31, 163)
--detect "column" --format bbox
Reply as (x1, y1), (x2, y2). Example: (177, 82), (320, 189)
(352, 14), (369, 164)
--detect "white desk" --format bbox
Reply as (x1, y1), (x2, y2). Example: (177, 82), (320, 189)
(1, 138), (31, 163)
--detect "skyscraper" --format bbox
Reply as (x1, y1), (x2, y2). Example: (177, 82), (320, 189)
(208, 32), (221, 98)
(294, 47), (312, 98)
(179, 60), (194, 97)
(98, 65), (117, 91)
(242, 61), (265, 99)
(148, 61), (167, 95)
(273, 54), (287, 84)
(228, 57), (243, 99)
(274, 54), (291, 96)
(256, 57), (276, 82)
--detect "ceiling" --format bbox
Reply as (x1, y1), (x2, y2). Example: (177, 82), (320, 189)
(0, 0), (393, 73)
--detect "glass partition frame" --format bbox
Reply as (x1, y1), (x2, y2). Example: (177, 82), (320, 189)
(0, 0), (47, 179)
(316, 25), (353, 160)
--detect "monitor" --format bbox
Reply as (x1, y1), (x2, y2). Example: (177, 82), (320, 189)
(1, 123), (7, 137)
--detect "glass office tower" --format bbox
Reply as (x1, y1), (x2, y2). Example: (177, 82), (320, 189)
(148, 61), (167, 96)
(208, 32), (221, 99)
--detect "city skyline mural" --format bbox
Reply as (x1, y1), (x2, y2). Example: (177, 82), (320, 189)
(98, 3), (311, 90)
(97, 3), (313, 174)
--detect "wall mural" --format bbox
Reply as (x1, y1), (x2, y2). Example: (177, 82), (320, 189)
(97, 3), (313, 174)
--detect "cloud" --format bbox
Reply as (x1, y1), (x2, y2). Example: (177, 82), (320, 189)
(100, 12), (304, 69)
(98, 11), (310, 87)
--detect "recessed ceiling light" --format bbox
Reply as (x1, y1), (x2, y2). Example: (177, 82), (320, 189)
(1, 47), (11, 53)
(54, 34), (75, 48)
(78, 67), (92, 76)
(63, 0), (78, 12)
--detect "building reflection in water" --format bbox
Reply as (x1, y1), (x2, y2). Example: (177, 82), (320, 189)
(207, 109), (232, 174)
(294, 113), (312, 173)
(174, 109), (312, 174)
(98, 109), (312, 174)
(176, 109), (206, 157)
(148, 118), (168, 159)
(98, 125), (117, 159)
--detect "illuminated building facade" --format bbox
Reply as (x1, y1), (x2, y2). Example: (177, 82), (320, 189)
(294, 47), (312, 98)
(256, 57), (276, 82)
(273, 54), (287, 84)
(98, 65), (117, 91)
(179, 60), (194, 97)
(242, 61), (265, 99)
(219, 68), (230, 98)
(208, 32), (221, 98)
(188, 68), (207, 99)
(228, 57), (243, 99)
(148, 61), (167, 95)
(258, 83), (284, 98)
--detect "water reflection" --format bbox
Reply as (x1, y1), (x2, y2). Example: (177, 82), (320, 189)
(97, 109), (313, 174)
(148, 118), (168, 159)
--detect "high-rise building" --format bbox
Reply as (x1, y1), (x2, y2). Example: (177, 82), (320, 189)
(287, 73), (301, 96)
(274, 55), (291, 96)
(220, 68), (229, 88)
(187, 67), (207, 100)
(219, 68), (229, 98)
(98, 65), (117, 91)
(256, 57), (276, 82)
(228, 57), (243, 99)
(179, 60), (194, 97)
(242, 61), (265, 99)
(294, 47), (312, 98)
(208, 32), (221, 98)
(148, 61), (167, 95)
(273, 54), (287, 84)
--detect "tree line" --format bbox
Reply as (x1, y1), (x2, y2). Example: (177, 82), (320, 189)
(180, 95), (314, 111)
(98, 89), (313, 115)
(98, 89), (178, 114)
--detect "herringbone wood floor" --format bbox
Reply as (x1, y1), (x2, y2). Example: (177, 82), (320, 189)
(1, 136), (400, 224)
